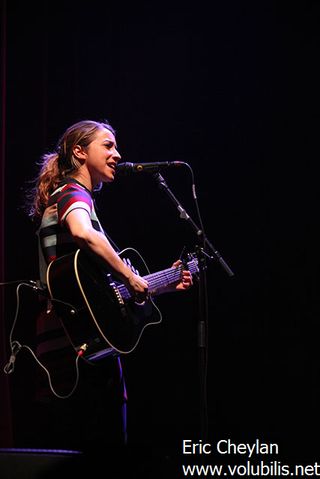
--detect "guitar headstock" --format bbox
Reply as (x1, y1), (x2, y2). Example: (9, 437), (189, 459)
(185, 252), (200, 277)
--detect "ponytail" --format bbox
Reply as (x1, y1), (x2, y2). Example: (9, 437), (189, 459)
(26, 152), (61, 218)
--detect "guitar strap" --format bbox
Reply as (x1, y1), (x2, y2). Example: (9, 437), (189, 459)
(103, 228), (121, 254)
(92, 198), (121, 254)
(36, 226), (48, 289)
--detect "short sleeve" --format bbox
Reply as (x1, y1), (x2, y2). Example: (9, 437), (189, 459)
(56, 184), (93, 224)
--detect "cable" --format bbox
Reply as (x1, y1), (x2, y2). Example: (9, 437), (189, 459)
(2, 280), (82, 399)
(0, 279), (38, 286)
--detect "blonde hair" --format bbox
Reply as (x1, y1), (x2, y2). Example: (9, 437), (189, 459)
(28, 119), (115, 218)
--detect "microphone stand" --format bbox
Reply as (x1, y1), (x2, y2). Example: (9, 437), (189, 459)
(152, 172), (234, 441)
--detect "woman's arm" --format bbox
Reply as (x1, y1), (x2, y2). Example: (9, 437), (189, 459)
(65, 208), (149, 297)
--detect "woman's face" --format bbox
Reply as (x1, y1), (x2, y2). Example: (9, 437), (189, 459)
(78, 127), (121, 186)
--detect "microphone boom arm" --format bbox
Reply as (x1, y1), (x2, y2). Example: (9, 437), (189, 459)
(153, 173), (234, 277)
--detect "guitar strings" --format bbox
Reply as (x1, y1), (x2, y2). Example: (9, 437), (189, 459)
(144, 261), (198, 287)
(117, 260), (198, 297)
(117, 267), (181, 297)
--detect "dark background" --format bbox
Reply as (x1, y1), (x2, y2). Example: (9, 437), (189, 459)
(2, 0), (320, 469)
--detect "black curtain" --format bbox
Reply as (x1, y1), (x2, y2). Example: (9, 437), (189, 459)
(0, 0), (13, 448)
(2, 0), (320, 466)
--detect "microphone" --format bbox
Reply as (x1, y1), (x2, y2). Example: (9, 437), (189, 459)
(116, 161), (186, 174)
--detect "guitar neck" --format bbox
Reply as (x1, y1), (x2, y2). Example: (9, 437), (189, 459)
(117, 259), (198, 300)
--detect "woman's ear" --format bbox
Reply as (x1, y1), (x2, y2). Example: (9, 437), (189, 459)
(73, 144), (87, 160)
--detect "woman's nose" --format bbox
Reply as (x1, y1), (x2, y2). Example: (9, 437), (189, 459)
(113, 149), (121, 161)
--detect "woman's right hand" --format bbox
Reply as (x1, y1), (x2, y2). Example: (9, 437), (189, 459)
(124, 271), (149, 303)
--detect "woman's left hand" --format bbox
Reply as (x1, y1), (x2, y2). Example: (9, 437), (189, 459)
(171, 260), (193, 291)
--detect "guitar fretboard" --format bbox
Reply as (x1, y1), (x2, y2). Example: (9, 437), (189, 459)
(117, 259), (198, 300)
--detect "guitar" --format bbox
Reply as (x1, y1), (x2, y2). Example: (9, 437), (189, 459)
(46, 248), (199, 361)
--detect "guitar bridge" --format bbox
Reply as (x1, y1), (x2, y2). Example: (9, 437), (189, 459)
(106, 274), (125, 305)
